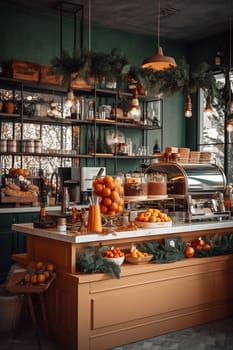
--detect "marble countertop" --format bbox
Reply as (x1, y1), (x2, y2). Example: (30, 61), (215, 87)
(12, 219), (233, 244)
(0, 204), (87, 214)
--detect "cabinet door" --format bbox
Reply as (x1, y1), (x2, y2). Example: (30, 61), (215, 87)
(0, 214), (18, 283)
(15, 212), (39, 253)
(0, 230), (14, 283)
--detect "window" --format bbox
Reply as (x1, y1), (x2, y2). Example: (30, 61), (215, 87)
(198, 72), (233, 182)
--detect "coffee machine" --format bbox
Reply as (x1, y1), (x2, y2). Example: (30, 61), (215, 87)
(80, 167), (106, 203)
(58, 167), (80, 204)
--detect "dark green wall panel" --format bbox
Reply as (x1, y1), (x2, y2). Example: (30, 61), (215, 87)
(0, 3), (186, 152)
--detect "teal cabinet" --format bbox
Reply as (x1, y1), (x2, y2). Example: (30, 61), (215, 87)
(0, 211), (39, 283)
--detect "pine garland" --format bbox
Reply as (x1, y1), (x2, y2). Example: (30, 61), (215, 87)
(51, 50), (217, 98)
(76, 246), (121, 279)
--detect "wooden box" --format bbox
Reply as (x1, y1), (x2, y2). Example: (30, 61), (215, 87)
(70, 73), (93, 89)
(40, 64), (63, 85)
(7, 60), (40, 82)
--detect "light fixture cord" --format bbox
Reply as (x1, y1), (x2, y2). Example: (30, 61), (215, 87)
(157, 0), (160, 48)
(229, 16), (232, 108)
(88, 0), (92, 51)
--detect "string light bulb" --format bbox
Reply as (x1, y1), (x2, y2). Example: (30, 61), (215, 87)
(204, 94), (212, 116)
(227, 120), (233, 133)
(65, 88), (74, 108)
(184, 94), (192, 118)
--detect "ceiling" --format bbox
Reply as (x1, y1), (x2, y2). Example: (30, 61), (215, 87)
(6, 0), (233, 43)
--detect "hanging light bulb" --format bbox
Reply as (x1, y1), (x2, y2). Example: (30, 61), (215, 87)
(204, 94), (212, 116)
(128, 89), (142, 123)
(65, 87), (74, 108)
(141, 0), (176, 71)
(184, 94), (192, 118)
(227, 120), (233, 132)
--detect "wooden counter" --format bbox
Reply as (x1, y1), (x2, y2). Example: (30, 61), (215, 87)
(12, 221), (233, 350)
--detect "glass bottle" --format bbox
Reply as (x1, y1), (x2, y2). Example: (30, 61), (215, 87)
(87, 127), (95, 154)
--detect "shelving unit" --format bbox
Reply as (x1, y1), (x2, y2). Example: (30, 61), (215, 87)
(0, 76), (163, 175)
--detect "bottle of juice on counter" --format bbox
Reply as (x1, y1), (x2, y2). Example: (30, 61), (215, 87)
(87, 196), (102, 233)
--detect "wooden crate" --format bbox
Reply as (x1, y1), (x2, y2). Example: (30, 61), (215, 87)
(70, 73), (94, 89)
(7, 60), (40, 82)
(40, 64), (63, 85)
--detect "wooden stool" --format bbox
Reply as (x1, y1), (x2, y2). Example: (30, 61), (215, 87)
(6, 270), (56, 349)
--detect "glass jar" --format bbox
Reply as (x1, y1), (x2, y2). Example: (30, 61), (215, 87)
(57, 217), (67, 232)
(0, 140), (7, 152)
(7, 139), (16, 153)
(124, 173), (147, 200)
(147, 173), (167, 198)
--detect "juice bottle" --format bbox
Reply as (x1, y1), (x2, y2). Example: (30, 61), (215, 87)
(87, 196), (102, 233)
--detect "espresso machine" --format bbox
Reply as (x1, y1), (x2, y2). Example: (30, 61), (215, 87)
(58, 167), (80, 204)
(80, 167), (106, 203)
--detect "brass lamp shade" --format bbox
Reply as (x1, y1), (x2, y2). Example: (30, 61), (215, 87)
(142, 46), (177, 71)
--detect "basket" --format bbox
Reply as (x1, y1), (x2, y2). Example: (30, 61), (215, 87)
(0, 284), (23, 334)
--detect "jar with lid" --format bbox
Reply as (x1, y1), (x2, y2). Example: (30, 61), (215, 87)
(0, 140), (7, 152)
(24, 139), (35, 153)
(7, 139), (17, 153)
(124, 173), (147, 200)
(34, 139), (42, 153)
(57, 217), (67, 232)
(147, 173), (167, 198)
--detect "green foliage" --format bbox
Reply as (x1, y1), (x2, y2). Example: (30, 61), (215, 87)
(76, 246), (121, 279)
(194, 233), (233, 257)
(138, 238), (186, 263)
(51, 50), (217, 97)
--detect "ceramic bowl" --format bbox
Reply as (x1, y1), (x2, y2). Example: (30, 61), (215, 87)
(125, 254), (153, 265)
(104, 255), (125, 266)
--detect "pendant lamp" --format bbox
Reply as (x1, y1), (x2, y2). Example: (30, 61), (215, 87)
(142, 0), (176, 71)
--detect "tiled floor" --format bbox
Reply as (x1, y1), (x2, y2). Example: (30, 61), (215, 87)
(0, 317), (233, 350)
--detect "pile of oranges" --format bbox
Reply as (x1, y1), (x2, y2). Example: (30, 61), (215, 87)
(135, 208), (171, 223)
(23, 260), (55, 285)
(93, 175), (124, 216)
(104, 246), (124, 258)
(128, 248), (149, 258)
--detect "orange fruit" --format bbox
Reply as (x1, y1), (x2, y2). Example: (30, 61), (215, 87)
(110, 190), (120, 202)
(93, 183), (104, 195)
(46, 263), (55, 272)
(35, 261), (44, 270)
(110, 202), (118, 212)
(44, 271), (50, 280)
(103, 175), (114, 183)
(37, 273), (46, 283)
(103, 197), (112, 207)
(102, 187), (111, 197)
(24, 273), (31, 283)
(30, 274), (38, 284)
(100, 204), (108, 214)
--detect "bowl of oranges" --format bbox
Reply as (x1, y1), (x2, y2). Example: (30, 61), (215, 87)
(103, 247), (125, 266)
(134, 208), (172, 228)
(125, 246), (153, 264)
(93, 175), (124, 229)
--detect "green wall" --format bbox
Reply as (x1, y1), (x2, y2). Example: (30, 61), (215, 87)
(0, 3), (187, 159)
